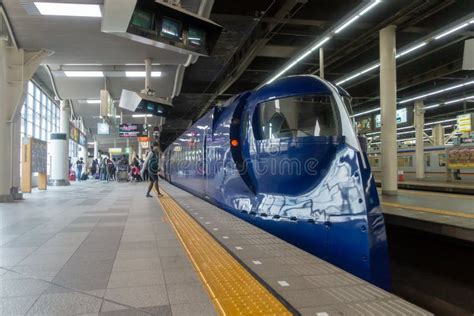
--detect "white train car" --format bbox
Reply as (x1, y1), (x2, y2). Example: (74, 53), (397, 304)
(368, 146), (474, 182)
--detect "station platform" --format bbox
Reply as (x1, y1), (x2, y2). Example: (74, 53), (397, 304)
(1, 181), (429, 315)
(379, 189), (474, 242)
(375, 179), (474, 195)
(0, 182), (429, 315)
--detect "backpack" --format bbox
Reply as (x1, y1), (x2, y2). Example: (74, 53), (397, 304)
(148, 152), (160, 175)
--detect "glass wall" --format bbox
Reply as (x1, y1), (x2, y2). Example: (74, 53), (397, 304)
(21, 81), (60, 141)
(20, 81), (60, 178)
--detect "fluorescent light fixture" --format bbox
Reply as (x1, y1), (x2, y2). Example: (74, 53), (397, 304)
(335, 15), (360, 34)
(399, 80), (474, 104)
(336, 15), (474, 86)
(125, 71), (162, 77)
(311, 36), (331, 51)
(86, 100), (101, 104)
(425, 118), (457, 126)
(352, 107), (380, 118)
(337, 63), (380, 85)
(434, 22), (470, 40)
(34, 2), (102, 17)
(396, 42), (427, 58)
(424, 103), (440, 110)
(359, 0), (381, 16)
(444, 95), (474, 104)
(64, 71), (104, 77)
(132, 114), (153, 118)
(265, 1), (381, 85)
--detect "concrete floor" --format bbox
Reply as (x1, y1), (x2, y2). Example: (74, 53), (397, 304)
(0, 181), (215, 316)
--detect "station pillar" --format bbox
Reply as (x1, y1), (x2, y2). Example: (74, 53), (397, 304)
(432, 124), (445, 146)
(94, 141), (99, 159)
(319, 47), (325, 79)
(414, 100), (425, 179)
(0, 39), (49, 202)
(138, 141), (143, 159)
(379, 25), (398, 196)
(49, 133), (70, 186)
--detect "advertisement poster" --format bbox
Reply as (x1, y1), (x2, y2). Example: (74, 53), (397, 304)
(119, 124), (148, 137)
(448, 146), (474, 169)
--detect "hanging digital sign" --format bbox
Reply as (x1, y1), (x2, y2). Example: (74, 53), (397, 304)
(375, 108), (408, 128)
(119, 123), (148, 138)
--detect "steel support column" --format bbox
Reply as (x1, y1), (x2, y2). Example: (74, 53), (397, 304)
(414, 100), (425, 179)
(379, 25), (398, 196)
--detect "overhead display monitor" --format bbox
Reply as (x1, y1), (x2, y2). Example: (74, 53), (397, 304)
(161, 17), (181, 40)
(131, 9), (153, 29)
(136, 101), (168, 116)
(97, 122), (110, 135)
(375, 108), (408, 128)
(102, 0), (223, 57)
(187, 27), (205, 47)
(119, 123), (148, 138)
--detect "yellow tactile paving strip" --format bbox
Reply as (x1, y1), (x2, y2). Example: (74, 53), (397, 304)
(156, 190), (293, 316)
(382, 201), (474, 219)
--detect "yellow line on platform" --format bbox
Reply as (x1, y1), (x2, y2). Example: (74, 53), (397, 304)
(155, 190), (292, 316)
(382, 201), (474, 219)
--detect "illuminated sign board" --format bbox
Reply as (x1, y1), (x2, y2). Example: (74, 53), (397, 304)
(97, 123), (110, 135)
(375, 108), (408, 128)
(119, 123), (148, 137)
(457, 113), (473, 133)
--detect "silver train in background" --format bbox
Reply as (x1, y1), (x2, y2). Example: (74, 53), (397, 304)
(368, 146), (474, 182)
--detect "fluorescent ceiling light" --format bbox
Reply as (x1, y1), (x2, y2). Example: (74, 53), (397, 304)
(64, 71), (104, 77)
(434, 22), (470, 40)
(336, 15), (474, 86)
(351, 107), (380, 118)
(396, 42), (427, 58)
(444, 95), (474, 104)
(265, 1), (381, 85)
(359, 0), (381, 16)
(399, 81), (474, 104)
(424, 103), (440, 110)
(335, 15), (360, 34)
(425, 118), (457, 126)
(132, 114), (153, 118)
(337, 63), (380, 85)
(125, 71), (162, 77)
(34, 2), (102, 17)
(86, 100), (101, 104)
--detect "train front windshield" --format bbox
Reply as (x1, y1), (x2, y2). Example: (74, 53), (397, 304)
(256, 94), (341, 140)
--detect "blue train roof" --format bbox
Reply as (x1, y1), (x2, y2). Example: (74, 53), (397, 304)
(248, 75), (340, 105)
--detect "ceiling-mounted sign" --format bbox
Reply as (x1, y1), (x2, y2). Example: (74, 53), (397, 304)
(119, 89), (172, 117)
(119, 123), (148, 137)
(457, 113), (473, 133)
(100, 90), (117, 125)
(375, 108), (408, 128)
(101, 0), (222, 57)
(97, 122), (110, 135)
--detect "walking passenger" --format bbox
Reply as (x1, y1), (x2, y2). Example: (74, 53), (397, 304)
(76, 158), (84, 182)
(142, 142), (163, 197)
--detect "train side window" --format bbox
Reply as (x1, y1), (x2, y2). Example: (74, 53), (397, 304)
(439, 154), (447, 167)
(425, 153), (431, 167)
(255, 94), (340, 140)
(398, 155), (413, 167)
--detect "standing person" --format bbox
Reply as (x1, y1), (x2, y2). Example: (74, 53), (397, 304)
(76, 158), (84, 182)
(91, 159), (98, 177)
(107, 158), (114, 182)
(142, 142), (163, 197)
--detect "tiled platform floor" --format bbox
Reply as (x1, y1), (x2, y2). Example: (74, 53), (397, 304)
(0, 181), (215, 316)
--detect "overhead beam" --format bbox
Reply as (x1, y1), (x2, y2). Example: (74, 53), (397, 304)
(195, 0), (307, 119)
(257, 45), (299, 58)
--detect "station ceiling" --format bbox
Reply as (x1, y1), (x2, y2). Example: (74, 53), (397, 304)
(2, 0), (474, 148)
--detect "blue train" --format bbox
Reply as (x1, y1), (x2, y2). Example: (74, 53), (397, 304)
(160, 75), (391, 290)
